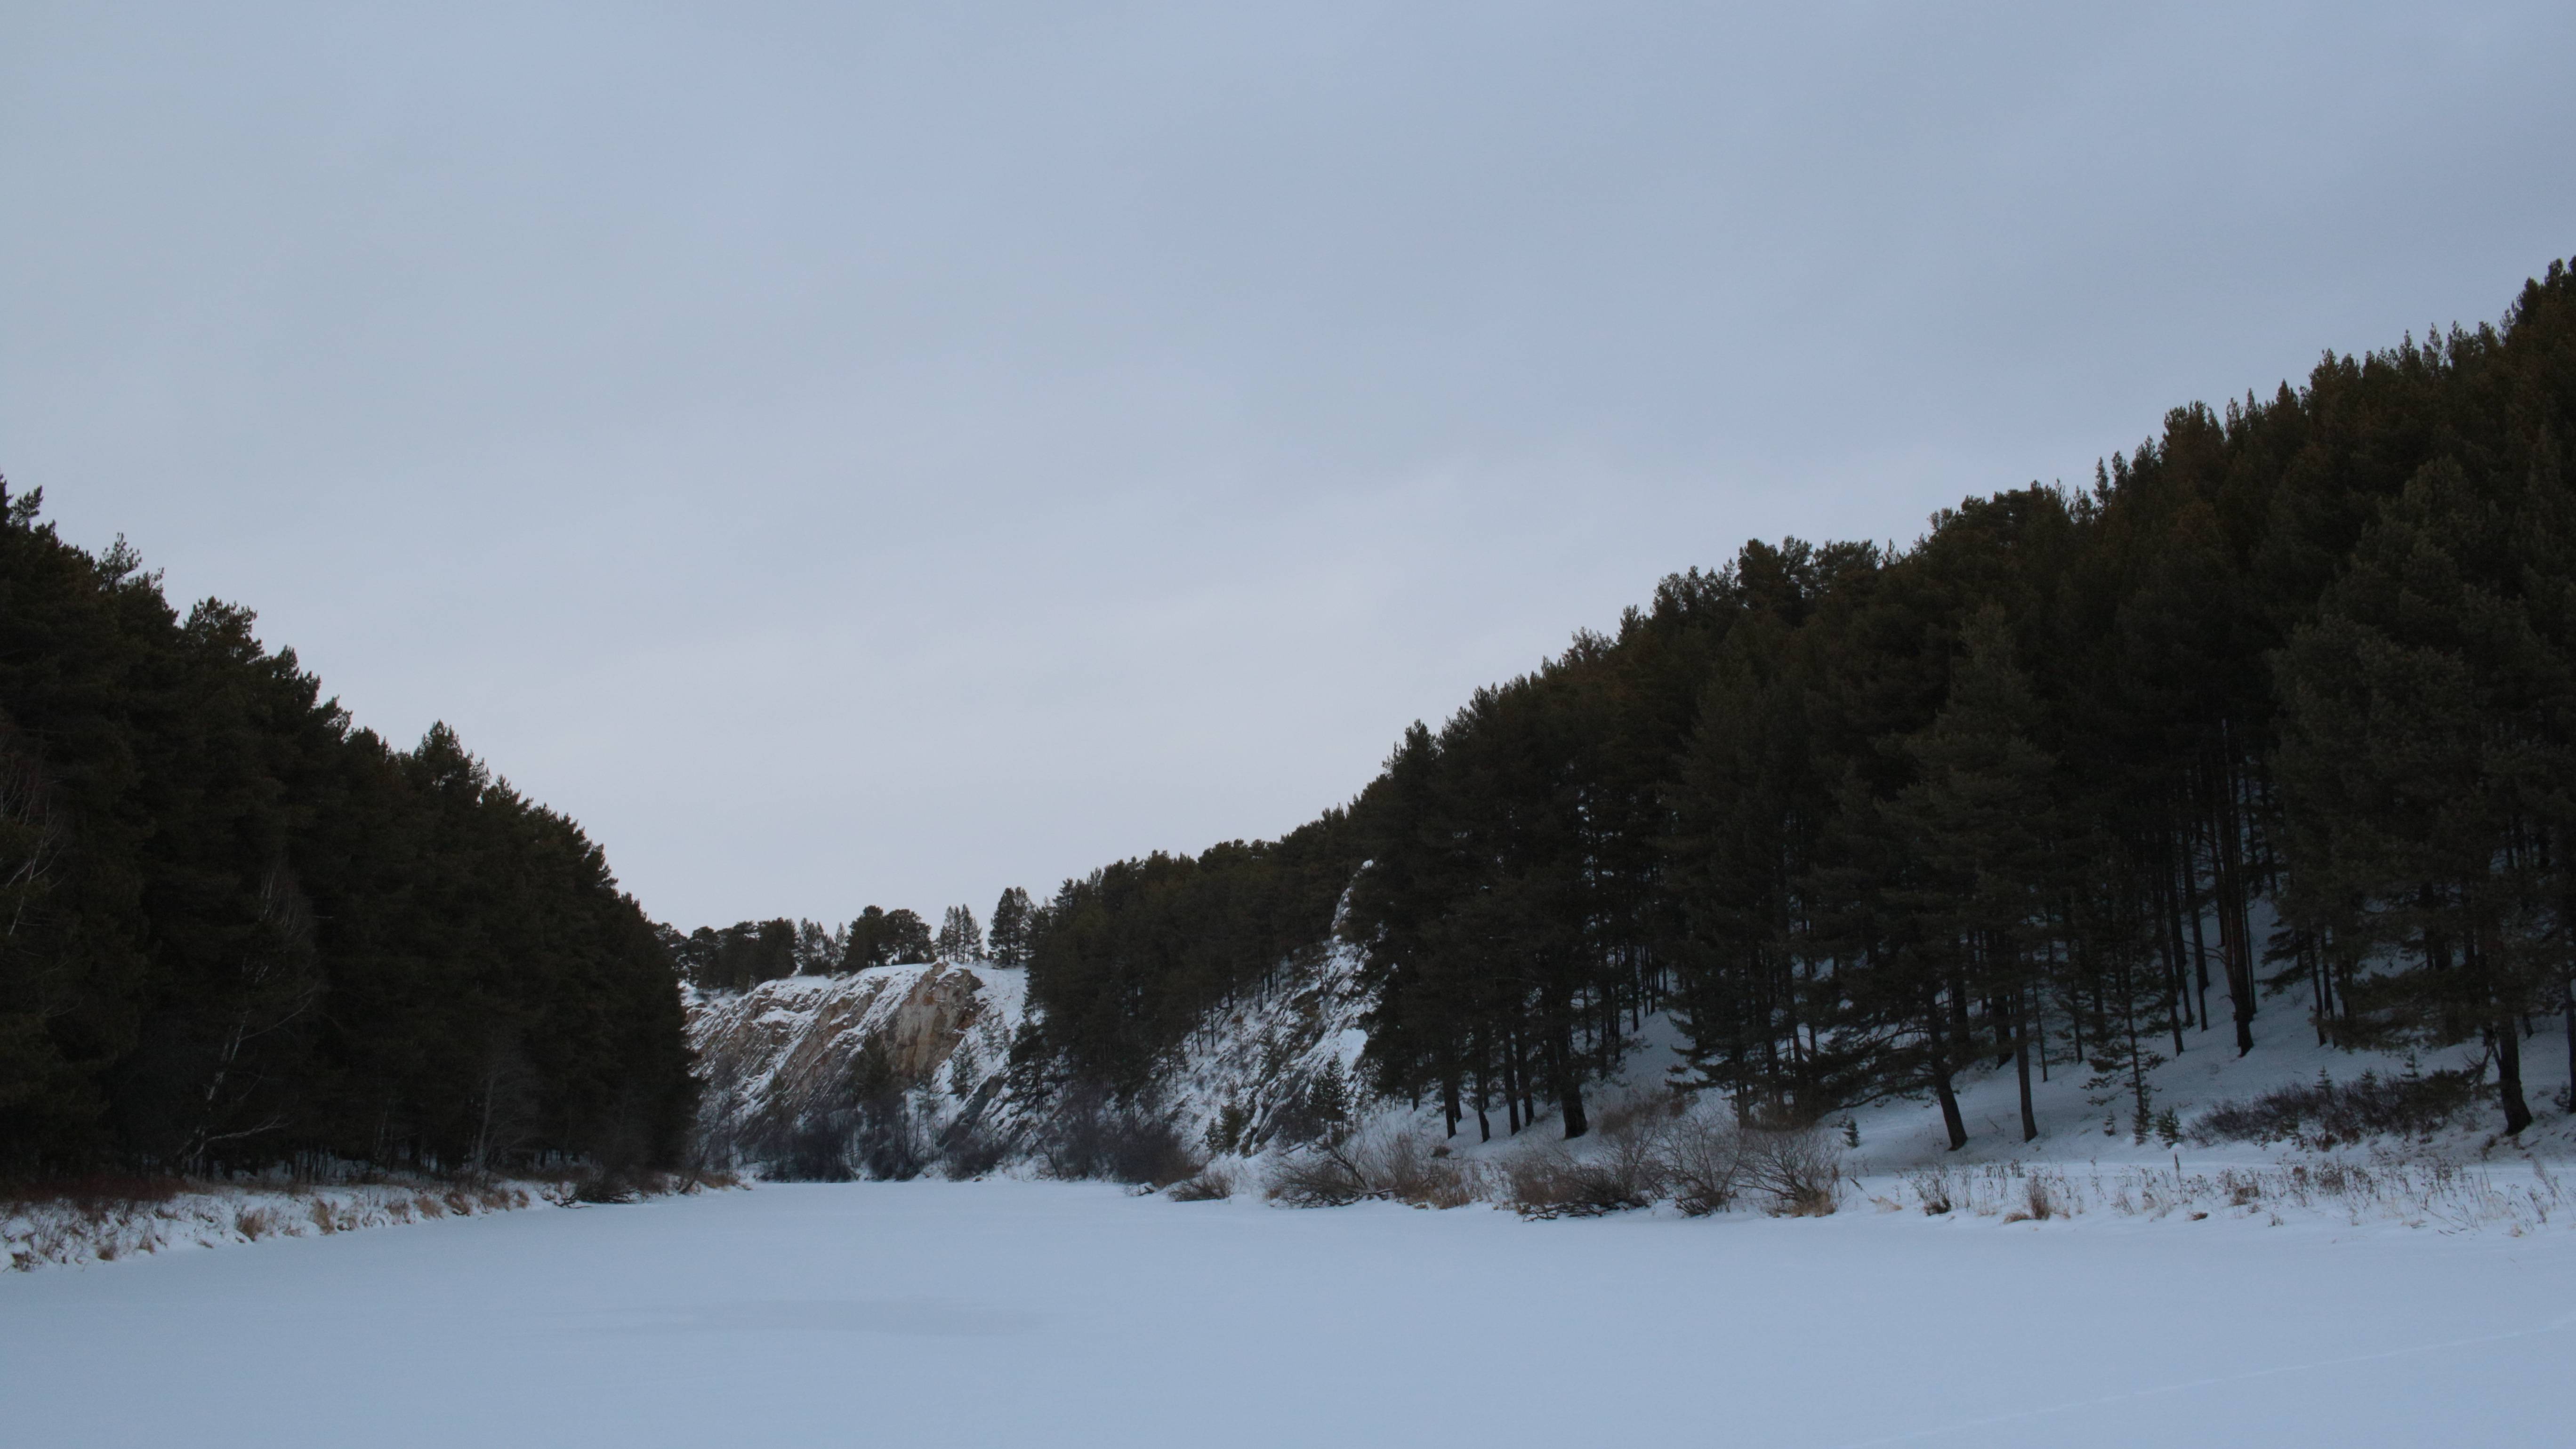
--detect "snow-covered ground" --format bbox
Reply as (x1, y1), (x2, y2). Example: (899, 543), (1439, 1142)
(5, 1178), (2569, 1448)
(1365, 1005), (2576, 1180)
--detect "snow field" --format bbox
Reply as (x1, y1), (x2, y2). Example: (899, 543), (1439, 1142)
(4, 1178), (2570, 1449)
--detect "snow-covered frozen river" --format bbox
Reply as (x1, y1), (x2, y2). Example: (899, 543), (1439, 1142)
(4, 1180), (2567, 1447)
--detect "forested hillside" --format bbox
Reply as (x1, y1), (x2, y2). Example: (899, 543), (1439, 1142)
(0, 491), (695, 1178)
(1022, 259), (2576, 1148)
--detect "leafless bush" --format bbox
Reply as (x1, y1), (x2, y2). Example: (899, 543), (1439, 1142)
(1905, 1168), (1955, 1216)
(1368, 1134), (1486, 1208)
(1266, 1128), (1484, 1208)
(1045, 1094), (1201, 1188)
(1742, 1125), (1841, 1216)
(1265, 1143), (1372, 1207)
(572, 1166), (652, 1204)
(2191, 1068), (2480, 1148)
(1657, 1114), (1755, 1216)
(1496, 1092), (1681, 1218)
(937, 1119), (1010, 1180)
(1590, 1091), (1682, 1142)
(1504, 1142), (1663, 1219)
(1167, 1164), (1236, 1201)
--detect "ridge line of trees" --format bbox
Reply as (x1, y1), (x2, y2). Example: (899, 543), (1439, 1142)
(0, 488), (696, 1177)
(671, 887), (1039, 993)
(1022, 259), (2576, 1147)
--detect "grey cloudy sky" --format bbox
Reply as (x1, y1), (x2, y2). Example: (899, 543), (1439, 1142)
(4, 3), (2570, 930)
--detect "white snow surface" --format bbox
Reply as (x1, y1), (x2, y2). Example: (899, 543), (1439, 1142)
(5, 1176), (2570, 1448)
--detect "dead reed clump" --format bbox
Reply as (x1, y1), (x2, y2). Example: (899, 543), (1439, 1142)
(2001, 1173), (2058, 1224)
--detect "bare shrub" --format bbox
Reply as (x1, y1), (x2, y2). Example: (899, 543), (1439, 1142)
(1046, 1094), (1201, 1188)
(1658, 1114), (1755, 1216)
(1365, 1133), (1485, 1209)
(937, 1119), (1010, 1180)
(1743, 1126), (1841, 1216)
(1906, 1168), (1956, 1216)
(1499, 1151), (1582, 1217)
(1167, 1164), (1236, 1201)
(1590, 1091), (1681, 1143)
(2191, 1068), (2479, 1149)
(233, 1207), (275, 1240)
(1265, 1143), (1372, 1207)
(1266, 1128), (1482, 1208)
(572, 1167), (648, 1204)
(1504, 1144), (1660, 1219)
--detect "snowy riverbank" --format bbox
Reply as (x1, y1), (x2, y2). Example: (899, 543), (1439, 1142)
(3, 1177), (552, 1272)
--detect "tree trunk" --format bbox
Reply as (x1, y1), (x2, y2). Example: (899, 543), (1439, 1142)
(1553, 1021), (1589, 1140)
(2013, 993), (2038, 1143)
(2186, 860), (2213, 1033)
(2496, 1014), (2535, 1135)
(2564, 968), (2576, 1110)
(1932, 1061), (1968, 1151)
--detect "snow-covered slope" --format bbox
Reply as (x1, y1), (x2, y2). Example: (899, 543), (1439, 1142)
(1151, 939), (1372, 1155)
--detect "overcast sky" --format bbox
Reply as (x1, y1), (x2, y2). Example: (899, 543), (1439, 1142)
(4, 3), (2571, 930)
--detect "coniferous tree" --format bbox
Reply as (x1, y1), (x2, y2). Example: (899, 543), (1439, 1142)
(2274, 453), (2573, 1133)
(988, 886), (1036, 968)
(883, 908), (935, 965)
(936, 905), (984, 964)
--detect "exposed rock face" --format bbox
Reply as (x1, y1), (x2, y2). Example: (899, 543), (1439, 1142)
(680, 925), (1373, 1177)
(685, 962), (1025, 1171)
